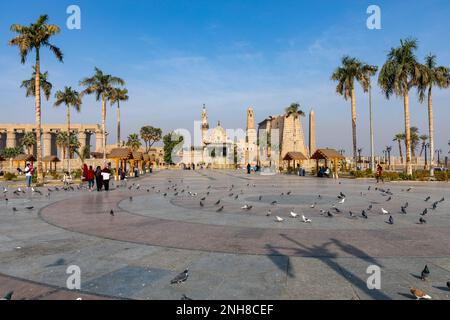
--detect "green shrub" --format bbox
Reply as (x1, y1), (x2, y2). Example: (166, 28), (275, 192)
(4, 172), (16, 180)
(435, 171), (448, 182)
(73, 169), (82, 179)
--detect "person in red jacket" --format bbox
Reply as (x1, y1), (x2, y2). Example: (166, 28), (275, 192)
(87, 165), (95, 191)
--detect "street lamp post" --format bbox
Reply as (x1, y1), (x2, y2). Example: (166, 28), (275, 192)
(368, 81), (375, 172)
(386, 146), (392, 170)
(424, 143), (429, 170)
(435, 149), (442, 166)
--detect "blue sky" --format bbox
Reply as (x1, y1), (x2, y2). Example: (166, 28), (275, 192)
(0, 0), (449, 155)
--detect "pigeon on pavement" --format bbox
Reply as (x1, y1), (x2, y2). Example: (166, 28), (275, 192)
(410, 287), (431, 300)
(171, 269), (189, 284)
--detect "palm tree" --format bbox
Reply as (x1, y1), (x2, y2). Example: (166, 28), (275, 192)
(54, 87), (82, 172)
(378, 38), (425, 175)
(126, 133), (142, 151)
(418, 54), (449, 175)
(410, 126), (420, 159)
(20, 66), (53, 101)
(56, 132), (69, 167)
(393, 133), (405, 164)
(331, 57), (375, 167)
(79, 67), (125, 160)
(107, 87), (129, 147)
(68, 134), (80, 159)
(9, 15), (63, 182)
(419, 134), (429, 157)
(21, 132), (36, 155)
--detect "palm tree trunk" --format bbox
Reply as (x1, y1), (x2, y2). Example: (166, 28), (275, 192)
(397, 140), (403, 164)
(67, 105), (71, 173)
(35, 49), (42, 182)
(102, 96), (107, 162)
(427, 87), (434, 176)
(403, 91), (412, 175)
(117, 101), (121, 147)
(351, 88), (357, 169)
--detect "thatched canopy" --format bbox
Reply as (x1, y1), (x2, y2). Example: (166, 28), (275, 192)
(109, 148), (133, 160)
(310, 149), (345, 160)
(43, 155), (60, 163)
(132, 151), (143, 161)
(283, 152), (308, 161)
(90, 152), (104, 159)
(13, 154), (37, 162)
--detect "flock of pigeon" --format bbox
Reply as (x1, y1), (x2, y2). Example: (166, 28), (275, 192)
(1, 176), (449, 300)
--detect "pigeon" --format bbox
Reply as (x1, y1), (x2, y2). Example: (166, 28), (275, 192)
(406, 187), (412, 192)
(215, 200), (221, 205)
(432, 202), (438, 210)
(421, 265), (430, 281)
(271, 201), (277, 205)
(388, 215), (394, 225)
(241, 204), (252, 210)
(421, 208), (428, 216)
(258, 195), (262, 201)
(199, 201), (204, 207)
(280, 192), (284, 196)
(338, 198), (345, 204)
(174, 192), (179, 196)
(163, 193), (167, 197)
(368, 186), (371, 191)
(404, 202), (409, 208)
(301, 215), (311, 223)
(368, 204), (373, 211)
(12, 207), (17, 212)
(401, 206), (407, 214)
(362, 210), (368, 219)
(386, 196), (392, 202)
(181, 294), (192, 300)
(110, 209), (114, 216)
(327, 211), (334, 218)
(410, 287), (431, 300)
(287, 191), (292, 196)
(266, 210), (272, 216)
(129, 196), (133, 201)
(25, 206), (34, 210)
(334, 207), (341, 213)
(1, 291), (13, 300)
(439, 197), (445, 203)
(275, 216), (284, 222)
(216, 206), (224, 212)
(171, 269), (189, 284)
(419, 217), (427, 224)
(290, 211), (299, 218)
(228, 193), (234, 197)
(318, 195), (322, 199)
(310, 203), (316, 209)
(200, 196), (206, 201)
(424, 196), (431, 202)
(447, 280), (450, 289)
(381, 208), (389, 215)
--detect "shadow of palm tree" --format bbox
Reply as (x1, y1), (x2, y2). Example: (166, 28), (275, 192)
(264, 233), (391, 300)
(265, 244), (295, 278)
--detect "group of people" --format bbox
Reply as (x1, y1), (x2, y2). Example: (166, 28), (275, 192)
(246, 163), (260, 174)
(81, 163), (112, 191)
(317, 166), (331, 178)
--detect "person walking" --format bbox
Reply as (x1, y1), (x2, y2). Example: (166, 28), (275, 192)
(95, 166), (103, 191)
(24, 162), (33, 189)
(81, 164), (88, 186)
(376, 164), (384, 183)
(101, 164), (112, 191)
(247, 163), (251, 174)
(87, 165), (95, 191)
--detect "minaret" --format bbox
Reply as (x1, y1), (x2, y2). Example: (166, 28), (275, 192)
(309, 110), (316, 157)
(201, 104), (209, 146)
(246, 107), (257, 165)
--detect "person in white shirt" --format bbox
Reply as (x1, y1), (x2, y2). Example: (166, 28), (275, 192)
(24, 163), (33, 188)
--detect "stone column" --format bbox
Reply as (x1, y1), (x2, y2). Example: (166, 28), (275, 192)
(79, 131), (87, 155)
(6, 130), (16, 149)
(95, 131), (103, 153)
(309, 110), (316, 157)
(43, 131), (52, 157)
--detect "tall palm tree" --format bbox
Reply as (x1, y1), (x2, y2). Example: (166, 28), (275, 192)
(21, 132), (36, 155)
(80, 68), (125, 161)
(9, 14), (63, 182)
(126, 133), (142, 151)
(419, 134), (428, 157)
(54, 87), (82, 172)
(331, 57), (375, 167)
(410, 126), (420, 159)
(378, 38), (425, 175)
(107, 87), (129, 147)
(417, 54), (449, 175)
(393, 133), (405, 164)
(56, 131), (69, 167)
(20, 66), (53, 101)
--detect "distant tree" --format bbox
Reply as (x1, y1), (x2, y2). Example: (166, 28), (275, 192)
(140, 126), (162, 153)
(21, 132), (36, 155)
(20, 66), (53, 100)
(409, 127), (420, 158)
(393, 133), (405, 164)
(419, 134), (429, 157)
(163, 132), (183, 164)
(126, 133), (142, 151)
(107, 87), (129, 146)
(0, 147), (23, 159)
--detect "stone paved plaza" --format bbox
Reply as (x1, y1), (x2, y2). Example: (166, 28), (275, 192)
(0, 170), (449, 300)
